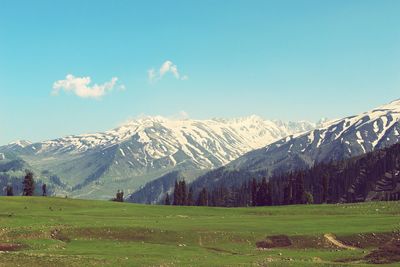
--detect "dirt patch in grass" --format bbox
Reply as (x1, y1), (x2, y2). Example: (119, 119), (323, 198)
(290, 235), (327, 249)
(50, 229), (71, 242)
(256, 235), (292, 249)
(0, 243), (24, 251)
(63, 227), (185, 244)
(256, 233), (399, 250)
(365, 239), (400, 264)
(336, 232), (400, 249)
(257, 235), (333, 249)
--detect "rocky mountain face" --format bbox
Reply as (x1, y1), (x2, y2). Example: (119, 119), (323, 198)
(0, 116), (316, 199)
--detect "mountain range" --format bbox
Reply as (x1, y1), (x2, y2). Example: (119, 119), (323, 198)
(2, 99), (400, 202)
(0, 116), (317, 199)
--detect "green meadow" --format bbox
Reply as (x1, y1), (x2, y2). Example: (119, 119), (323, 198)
(0, 197), (399, 266)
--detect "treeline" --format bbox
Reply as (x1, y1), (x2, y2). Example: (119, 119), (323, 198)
(166, 176), (312, 207)
(166, 142), (400, 207)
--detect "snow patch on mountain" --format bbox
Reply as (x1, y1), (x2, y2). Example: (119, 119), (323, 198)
(16, 116), (317, 168)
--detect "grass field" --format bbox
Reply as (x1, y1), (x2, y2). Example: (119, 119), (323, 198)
(0, 197), (399, 266)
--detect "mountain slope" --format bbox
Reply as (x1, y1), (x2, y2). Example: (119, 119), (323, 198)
(189, 99), (400, 193)
(1, 116), (316, 199)
(191, 142), (400, 206)
(0, 154), (60, 196)
(227, 99), (400, 175)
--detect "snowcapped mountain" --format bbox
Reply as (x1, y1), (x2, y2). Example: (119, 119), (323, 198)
(2, 140), (32, 153)
(24, 116), (315, 165)
(226, 99), (400, 175)
(0, 115), (316, 199)
(8, 140), (32, 148)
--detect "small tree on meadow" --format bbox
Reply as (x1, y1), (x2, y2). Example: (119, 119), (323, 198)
(22, 171), (35, 196)
(112, 190), (124, 202)
(42, 184), (47, 196)
(305, 191), (314, 204)
(114, 190), (124, 202)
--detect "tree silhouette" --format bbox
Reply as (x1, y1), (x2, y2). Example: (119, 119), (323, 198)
(22, 171), (35, 196)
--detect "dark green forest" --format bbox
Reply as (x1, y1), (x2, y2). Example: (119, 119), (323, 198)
(169, 142), (400, 207)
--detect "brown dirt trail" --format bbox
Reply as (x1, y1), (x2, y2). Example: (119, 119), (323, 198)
(324, 233), (357, 250)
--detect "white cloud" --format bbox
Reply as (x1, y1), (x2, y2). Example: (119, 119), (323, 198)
(148, 60), (189, 83)
(52, 74), (123, 99)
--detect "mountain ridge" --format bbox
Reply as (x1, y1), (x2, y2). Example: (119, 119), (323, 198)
(1, 115), (318, 199)
(188, 98), (400, 196)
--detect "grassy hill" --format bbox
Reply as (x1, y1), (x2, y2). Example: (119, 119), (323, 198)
(0, 197), (399, 266)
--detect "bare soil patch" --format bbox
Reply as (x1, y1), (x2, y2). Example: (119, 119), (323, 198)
(337, 232), (400, 249)
(365, 239), (400, 264)
(62, 227), (183, 244)
(256, 235), (292, 249)
(0, 243), (24, 251)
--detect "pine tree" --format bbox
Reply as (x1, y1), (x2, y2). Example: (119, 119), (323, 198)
(22, 171), (35, 196)
(187, 187), (194, 206)
(180, 180), (187, 205)
(256, 178), (268, 206)
(251, 178), (257, 206)
(283, 183), (292, 205)
(294, 173), (306, 204)
(42, 184), (47, 196)
(196, 188), (208, 206)
(322, 174), (329, 203)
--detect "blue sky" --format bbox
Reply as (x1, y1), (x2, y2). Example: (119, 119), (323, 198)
(0, 0), (399, 144)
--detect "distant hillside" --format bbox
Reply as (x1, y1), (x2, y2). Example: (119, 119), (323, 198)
(0, 156), (59, 196)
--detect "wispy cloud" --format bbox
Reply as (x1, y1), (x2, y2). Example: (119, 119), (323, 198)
(52, 74), (123, 99)
(148, 60), (189, 83)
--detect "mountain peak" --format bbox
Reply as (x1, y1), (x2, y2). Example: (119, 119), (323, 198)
(8, 140), (32, 148)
